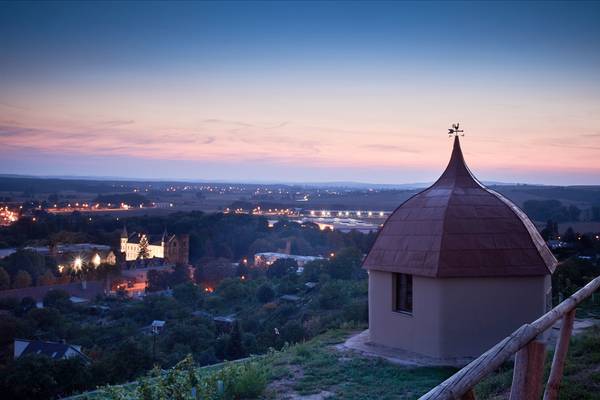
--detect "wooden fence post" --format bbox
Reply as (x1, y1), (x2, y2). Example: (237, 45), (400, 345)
(543, 309), (576, 400)
(460, 389), (476, 400)
(509, 340), (546, 400)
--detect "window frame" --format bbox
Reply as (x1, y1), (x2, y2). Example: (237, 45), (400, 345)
(393, 272), (413, 315)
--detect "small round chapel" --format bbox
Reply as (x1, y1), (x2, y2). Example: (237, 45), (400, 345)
(363, 134), (557, 360)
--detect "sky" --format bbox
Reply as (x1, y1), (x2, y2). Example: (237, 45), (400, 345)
(1, 1), (599, 185)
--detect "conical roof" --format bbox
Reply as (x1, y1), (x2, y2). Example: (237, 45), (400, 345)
(363, 136), (556, 277)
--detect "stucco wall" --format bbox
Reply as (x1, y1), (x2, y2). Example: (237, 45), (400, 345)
(436, 275), (551, 358)
(368, 271), (551, 359)
(368, 270), (444, 357)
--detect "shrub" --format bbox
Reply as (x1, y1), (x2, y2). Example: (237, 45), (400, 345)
(0, 266), (10, 289)
(43, 289), (71, 310)
(13, 270), (32, 288)
(256, 284), (275, 303)
(173, 282), (203, 307)
(343, 299), (368, 323)
(266, 258), (298, 278)
(227, 361), (267, 398)
(318, 281), (349, 309)
(100, 355), (269, 400)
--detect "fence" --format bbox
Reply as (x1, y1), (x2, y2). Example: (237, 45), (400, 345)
(420, 275), (600, 400)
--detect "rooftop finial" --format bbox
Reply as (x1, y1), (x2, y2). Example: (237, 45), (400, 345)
(448, 122), (464, 137)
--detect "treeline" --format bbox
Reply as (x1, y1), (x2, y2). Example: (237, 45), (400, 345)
(0, 250), (58, 289)
(524, 199), (600, 223)
(0, 176), (134, 195)
(523, 199), (581, 222)
(0, 211), (375, 264)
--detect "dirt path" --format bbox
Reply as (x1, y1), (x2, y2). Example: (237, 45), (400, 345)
(266, 365), (334, 400)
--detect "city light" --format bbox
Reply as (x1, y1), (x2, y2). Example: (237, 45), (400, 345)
(74, 257), (83, 271)
(92, 254), (101, 267)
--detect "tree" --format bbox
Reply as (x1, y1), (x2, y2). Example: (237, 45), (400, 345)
(170, 264), (190, 286)
(13, 270), (32, 288)
(225, 321), (246, 360)
(0, 266), (10, 290)
(27, 307), (64, 331)
(1, 249), (47, 283)
(563, 227), (577, 242)
(541, 220), (559, 241)
(147, 269), (170, 292)
(90, 339), (153, 384)
(138, 235), (150, 260)
(318, 281), (349, 309)
(0, 355), (59, 400)
(43, 289), (71, 310)
(18, 297), (37, 316)
(37, 270), (56, 286)
(326, 247), (364, 280)
(568, 205), (581, 221)
(195, 258), (235, 286)
(173, 282), (202, 307)
(280, 320), (306, 344)
(217, 278), (249, 302)
(256, 284), (275, 303)
(302, 260), (326, 282)
(248, 238), (276, 255)
(266, 258), (298, 278)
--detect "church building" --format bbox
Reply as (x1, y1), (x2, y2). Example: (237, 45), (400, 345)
(120, 228), (189, 265)
(363, 132), (556, 360)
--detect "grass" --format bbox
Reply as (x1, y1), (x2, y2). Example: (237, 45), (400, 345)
(73, 325), (600, 400)
(264, 328), (457, 400)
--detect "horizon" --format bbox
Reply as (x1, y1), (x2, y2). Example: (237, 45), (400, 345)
(2, 172), (597, 189)
(1, 1), (600, 185)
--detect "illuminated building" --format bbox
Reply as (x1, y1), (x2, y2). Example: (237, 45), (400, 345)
(253, 252), (324, 268)
(120, 227), (189, 264)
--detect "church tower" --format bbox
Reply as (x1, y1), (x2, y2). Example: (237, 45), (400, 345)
(120, 225), (128, 254)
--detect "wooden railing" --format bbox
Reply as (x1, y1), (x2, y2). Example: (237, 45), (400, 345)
(420, 275), (600, 400)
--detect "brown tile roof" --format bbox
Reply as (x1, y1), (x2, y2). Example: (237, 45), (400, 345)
(363, 136), (556, 277)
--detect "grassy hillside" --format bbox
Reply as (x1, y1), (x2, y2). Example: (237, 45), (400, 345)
(71, 327), (456, 400)
(70, 325), (600, 400)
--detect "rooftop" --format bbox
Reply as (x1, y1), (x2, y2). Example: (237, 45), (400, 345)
(14, 339), (88, 361)
(363, 136), (557, 277)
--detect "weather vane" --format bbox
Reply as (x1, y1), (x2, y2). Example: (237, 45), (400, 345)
(448, 123), (464, 137)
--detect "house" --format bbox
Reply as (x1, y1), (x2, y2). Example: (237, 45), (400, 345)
(0, 244), (116, 272)
(55, 248), (116, 273)
(214, 315), (236, 333)
(363, 135), (556, 361)
(14, 339), (89, 362)
(151, 320), (166, 334)
(547, 240), (570, 250)
(254, 252), (324, 268)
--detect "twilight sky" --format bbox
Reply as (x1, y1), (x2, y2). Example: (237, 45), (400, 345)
(1, 1), (599, 185)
